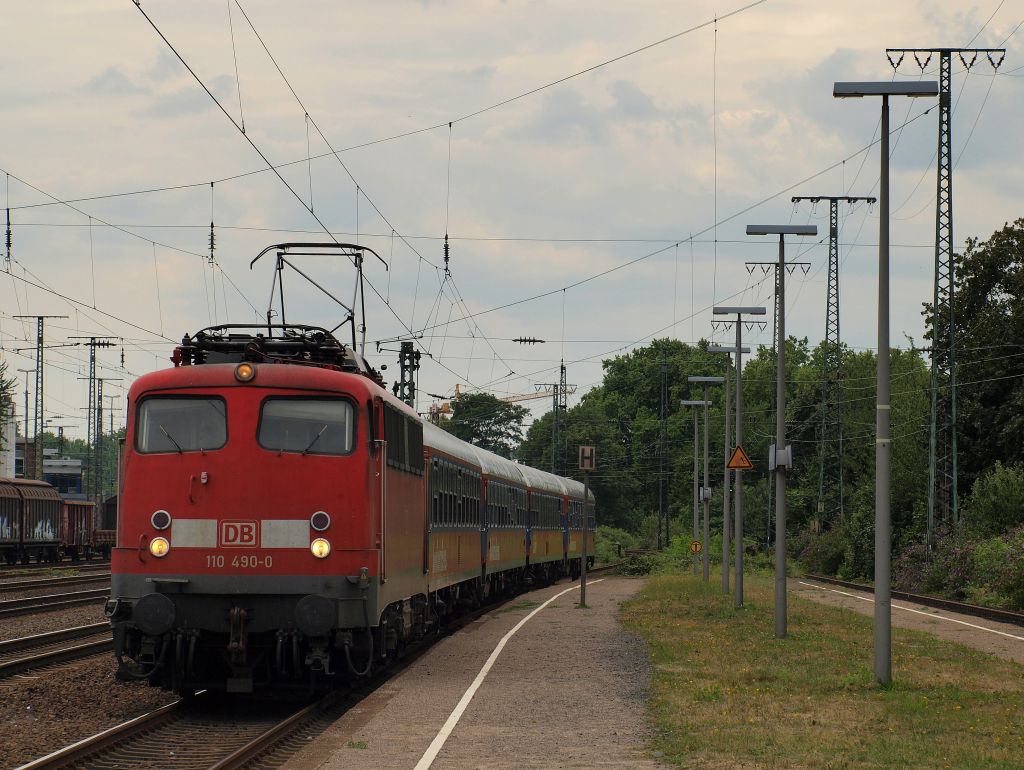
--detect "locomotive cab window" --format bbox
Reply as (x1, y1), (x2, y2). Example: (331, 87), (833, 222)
(136, 397), (227, 453)
(258, 398), (355, 455)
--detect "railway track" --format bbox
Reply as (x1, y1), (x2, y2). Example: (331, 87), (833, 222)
(18, 571), (612, 770)
(0, 588), (109, 619)
(0, 623), (112, 679)
(0, 573), (111, 592)
(0, 561), (111, 574)
(803, 574), (1024, 628)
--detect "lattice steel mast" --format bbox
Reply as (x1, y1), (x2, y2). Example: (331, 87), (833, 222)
(791, 196), (875, 526)
(15, 315), (67, 479)
(886, 47), (1004, 546)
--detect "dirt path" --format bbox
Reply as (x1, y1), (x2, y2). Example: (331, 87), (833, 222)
(281, 576), (662, 770)
(792, 577), (1024, 664)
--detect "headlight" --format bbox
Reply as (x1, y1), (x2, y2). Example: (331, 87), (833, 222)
(310, 511), (331, 532)
(310, 538), (331, 559)
(149, 537), (170, 558)
(151, 510), (171, 530)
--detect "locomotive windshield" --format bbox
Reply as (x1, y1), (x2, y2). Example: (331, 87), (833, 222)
(136, 397), (227, 453)
(258, 398), (355, 455)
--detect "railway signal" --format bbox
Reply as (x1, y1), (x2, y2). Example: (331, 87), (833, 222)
(579, 445), (594, 607)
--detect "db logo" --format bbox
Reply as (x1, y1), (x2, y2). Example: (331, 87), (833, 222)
(220, 520), (260, 547)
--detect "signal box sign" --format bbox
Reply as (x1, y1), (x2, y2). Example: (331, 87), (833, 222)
(579, 445), (596, 471)
(727, 445), (754, 471)
(220, 520), (260, 547)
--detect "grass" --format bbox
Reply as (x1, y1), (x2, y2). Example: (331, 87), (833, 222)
(621, 569), (1024, 769)
(497, 599), (542, 614)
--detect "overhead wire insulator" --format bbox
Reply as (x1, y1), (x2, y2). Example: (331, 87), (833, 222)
(4, 207), (11, 271)
(443, 232), (450, 277)
(208, 181), (216, 265)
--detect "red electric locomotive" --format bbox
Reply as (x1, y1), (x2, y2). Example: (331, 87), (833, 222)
(107, 323), (594, 695)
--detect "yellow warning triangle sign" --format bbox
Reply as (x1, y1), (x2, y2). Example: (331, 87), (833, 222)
(727, 444), (754, 470)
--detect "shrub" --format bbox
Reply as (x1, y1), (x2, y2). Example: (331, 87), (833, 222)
(594, 525), (639, 564)
(797, 526), (848, 576)
(962, 462), (1024, 538)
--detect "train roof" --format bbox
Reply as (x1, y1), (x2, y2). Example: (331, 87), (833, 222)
(422, 421), (484, 467)
(0, 477), (62, 501)
(516, 464), (568, 496)
(423, 422), (528, 486)
(421, 421), (593, 500)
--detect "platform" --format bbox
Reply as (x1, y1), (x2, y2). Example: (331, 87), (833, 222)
(280, 576), (662, 769)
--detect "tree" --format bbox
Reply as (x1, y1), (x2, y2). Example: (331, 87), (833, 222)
(0, 356), (15, 454)
(439, 392), (529, 458)
(933, 218), (1024, 496)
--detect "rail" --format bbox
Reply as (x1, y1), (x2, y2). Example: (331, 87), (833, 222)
(803, 574), (1024, 628)
(0, 588), (109, 619)
(0, 573), (111, 592)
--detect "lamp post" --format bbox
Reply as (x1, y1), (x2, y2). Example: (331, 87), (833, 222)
(688, 377), (724, 582)
(834, 79), (939, 684)
(746, 223), (817, 639)
(708, 345), (749, 595)
(681, 399), (712, 576)
(712, 306), (766, 607)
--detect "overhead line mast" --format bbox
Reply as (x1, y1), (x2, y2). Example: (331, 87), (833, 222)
(791, 195), (875, 528)
(886, 46), (1005, 547)
(14, 315), (68, 479)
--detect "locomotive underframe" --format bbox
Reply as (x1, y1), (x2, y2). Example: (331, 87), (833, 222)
(108, 557), (585, 694)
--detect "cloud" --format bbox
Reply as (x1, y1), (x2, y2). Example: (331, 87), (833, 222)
(609, 80), (659, 120)
(84, 67), (148, 96)
(141, 75), (234, 119)
(513, 88), (609, 145)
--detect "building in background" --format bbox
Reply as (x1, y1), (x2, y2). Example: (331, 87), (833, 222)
(12, 438), (85, 499)
(0, 406), (15, 478)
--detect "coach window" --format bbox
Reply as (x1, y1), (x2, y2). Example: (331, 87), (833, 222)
(258, 398), (354, 455)
(136, 396), (227, 453)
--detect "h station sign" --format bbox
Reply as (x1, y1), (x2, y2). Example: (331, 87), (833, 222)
(578, 445), (596, 471)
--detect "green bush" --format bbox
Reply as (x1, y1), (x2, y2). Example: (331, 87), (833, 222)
(797, 526), (848, 576)
(594, 525), (639, 564)
(962, 462), (1024, 538)
(618, 553), (663, 576)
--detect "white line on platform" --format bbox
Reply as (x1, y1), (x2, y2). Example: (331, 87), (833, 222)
(413, 578), (607, 770)
(797, 581), (1024, 642)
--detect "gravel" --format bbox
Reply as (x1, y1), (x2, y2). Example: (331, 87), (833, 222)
(0, 655), (176, 769)
(0, 604), (109, 643)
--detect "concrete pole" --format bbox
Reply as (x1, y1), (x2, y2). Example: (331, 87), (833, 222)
(775, 235), (788, 639)
(875, 95), (892, 684)
(702, 385), (711, 582)
(723, 366), (731, 594)
(734, 317), (744, 608)
(692, 409), (699, 574)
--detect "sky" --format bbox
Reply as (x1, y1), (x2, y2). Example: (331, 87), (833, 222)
(0, 0), (1021, 440)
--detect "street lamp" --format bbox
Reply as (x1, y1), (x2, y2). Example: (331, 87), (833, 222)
(834, 78), (939, 684)
(712, 306), (766, 608)
(746, 223), (817, 640)
(708, 344), (749, 595)
(681, 399), (713, 576)
(688, 377), (724, 583)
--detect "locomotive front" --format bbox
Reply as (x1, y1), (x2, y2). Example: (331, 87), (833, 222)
(107, 328), (383, 694)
